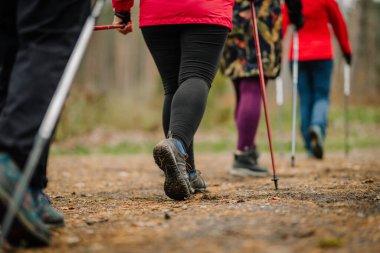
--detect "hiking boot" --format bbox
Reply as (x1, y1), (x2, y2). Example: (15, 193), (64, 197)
(153, 137), (193, 200)
(309, 125), (324, 159)
(230, 147), (268, 177)
(32, 189), (64, 228)
(0, 153), (51, 247)
(188, 168), (207, 193)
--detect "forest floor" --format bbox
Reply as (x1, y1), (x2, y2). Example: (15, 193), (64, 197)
(9, 146), (380, 253)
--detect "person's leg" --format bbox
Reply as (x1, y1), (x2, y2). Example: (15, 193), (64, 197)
(230, 77), (268, 177)
(310, 60), (333, 138)
(235, 77), (262, 151)
(141, 25), (181, 137)
(0, 0), (90, 238)
(295, 61), (313, 153)
(0, 0), (90, 189)
(0, 0), (51, 247)
(308, 59), (333, 159)
(169, 24), (228, 147)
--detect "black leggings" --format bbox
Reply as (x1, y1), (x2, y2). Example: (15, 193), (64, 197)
(142, 24), (228, 168)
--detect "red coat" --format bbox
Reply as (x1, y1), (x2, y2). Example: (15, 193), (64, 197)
(112, 0), (234, 29)
(282, 0), (351, 61)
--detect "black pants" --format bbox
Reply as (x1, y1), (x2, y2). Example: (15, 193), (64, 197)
(0, 0), (90, 188)
(142, 24), (228, 168)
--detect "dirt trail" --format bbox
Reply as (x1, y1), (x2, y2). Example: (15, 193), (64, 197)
(13, 150), (380, 253)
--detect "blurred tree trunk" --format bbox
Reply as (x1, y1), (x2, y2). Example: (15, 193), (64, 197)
(350, 0), (380, 104)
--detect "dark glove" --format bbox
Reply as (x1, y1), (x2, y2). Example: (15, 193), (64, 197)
(246, 0), (261, 3)
(114, 11), (131, 25)
(344, 53), (352, 65)
(285, 0), (304, 30)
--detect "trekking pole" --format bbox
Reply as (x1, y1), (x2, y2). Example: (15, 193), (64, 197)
(0, 0), (105, 248)
(276, 76), (284, 157)
(344, 64), (350, 156)
(290, 30), (299, 167)
(94, 24), (132, 31)
(249, 1), (279, 190)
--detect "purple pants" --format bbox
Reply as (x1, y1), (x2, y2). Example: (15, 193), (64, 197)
(233, 77), (263, 151)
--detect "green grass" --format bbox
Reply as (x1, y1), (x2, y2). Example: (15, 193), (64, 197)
(54, 68), (380, 156)
(52, 104), (380, 155)
(317, 238), (344, 248)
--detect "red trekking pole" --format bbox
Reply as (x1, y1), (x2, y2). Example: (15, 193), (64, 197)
(94, 24), (132, 32)
(249, 1), (279, 190)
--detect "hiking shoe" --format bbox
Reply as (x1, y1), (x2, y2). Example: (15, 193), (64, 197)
(153, 138), (193, 200)
(32, 189), (64, 228)
(230, 147), (268, 177)
(309, 125), (324, 159)
(0, 153), (51, 247)
(188, 169), (207, 193)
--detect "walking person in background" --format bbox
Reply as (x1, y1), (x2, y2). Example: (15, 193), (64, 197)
(283, 0), (352, 159)
(112, 0), (233, 200)
(0, 0), (90, 247)
(220, 0), (282, 177)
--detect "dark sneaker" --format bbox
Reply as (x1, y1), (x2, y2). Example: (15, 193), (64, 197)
(0, 153), (51, 247)
(188, 169), (207, 193)
(32, 189), (64, 228)
(309, 125), (324, 159)
(153, 138), (193, 200)
(230, 147), (268, 177)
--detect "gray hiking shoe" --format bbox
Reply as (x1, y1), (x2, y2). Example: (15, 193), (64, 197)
(309, 125), (324, 159)
(230, 147), (268, 177)
(0, 153), (51, 247)
(153, 138), (193, 200)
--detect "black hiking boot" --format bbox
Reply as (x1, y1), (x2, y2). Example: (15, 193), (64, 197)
(32, 189), (64, 228)
(153, 136), (194, 200)
(309, 125), (324, 159)
(230, 147), (268, 177)
(188, 167), (207, 193)
(0, 153), (51, 247)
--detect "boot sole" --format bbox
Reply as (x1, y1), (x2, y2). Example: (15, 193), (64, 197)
(153, 141), (192, 200)
(0, 188), (50, 247)
(310, 130), (323, 159)
(45, 220), (65, 229)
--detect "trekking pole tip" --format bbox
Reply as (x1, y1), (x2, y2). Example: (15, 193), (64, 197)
(272, 176), (279, 190)
(291, 156), (295, 167)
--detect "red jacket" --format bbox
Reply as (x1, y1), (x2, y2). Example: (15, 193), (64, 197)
(112, 0), (234, 30)
(282, 0), (351, 61)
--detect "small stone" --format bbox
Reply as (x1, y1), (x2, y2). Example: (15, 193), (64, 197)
(363, 178), (374, 184)
(74, 182), (85, 188)
(85, 218), (109, 225)
(118, 172), (129, 177)
(357, 212), (365, 218)
(182, 205), (188, 210)
(62, 172), (71, 177)
(294, 229), (315, 238)
(164, 211), (171, 220)
(65, 236), (80, 245)
(86, 229), (95, 235)
(272, 197), (281, 201)
(236, 199), (245, 203)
